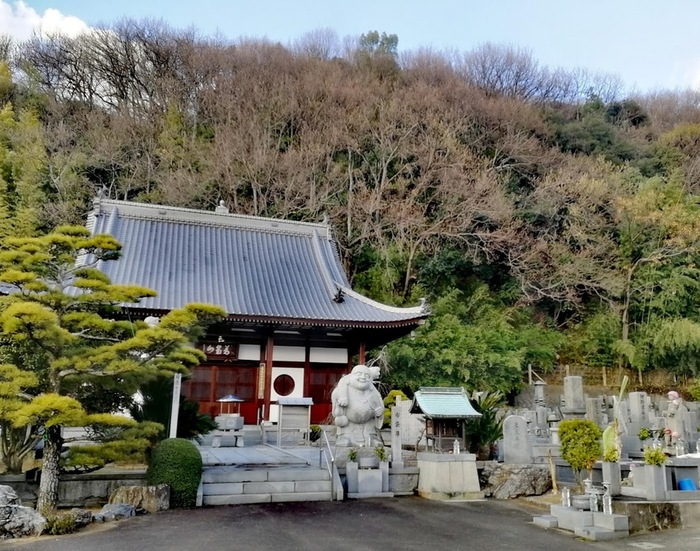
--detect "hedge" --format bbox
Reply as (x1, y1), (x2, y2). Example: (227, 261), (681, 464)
(147, 438), (202, 508)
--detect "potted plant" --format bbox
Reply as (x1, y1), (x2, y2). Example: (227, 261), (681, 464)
(347, 447), (358, 463)
(374, 445), (389, 463)
(638, 427), (652, 443)
(643, 446), (667, 466)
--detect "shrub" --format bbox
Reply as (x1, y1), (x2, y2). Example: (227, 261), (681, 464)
(638, 427), (652, 441)
(383, 390), (408, 427)
(602, 447), (620, 462)
(147, 438), (202, 508)
(559, 419), (602, 490)
(643, 446), (667, 466)
(44, 513), (79, 535)
(464, 391), (505, 460)
(309, 425), (322, 442)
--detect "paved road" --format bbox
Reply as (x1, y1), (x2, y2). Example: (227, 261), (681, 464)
(6, 497), (700, 550)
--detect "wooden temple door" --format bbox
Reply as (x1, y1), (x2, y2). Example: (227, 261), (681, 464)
(308, 366), (348, 424)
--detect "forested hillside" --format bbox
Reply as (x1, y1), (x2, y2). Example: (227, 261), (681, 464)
(1, 22), (699, 397)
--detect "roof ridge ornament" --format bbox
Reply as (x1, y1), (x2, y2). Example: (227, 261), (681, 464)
(215, 200), (230, 215)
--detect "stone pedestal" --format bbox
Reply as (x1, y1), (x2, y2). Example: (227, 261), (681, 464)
(602, 462), (621, 496)
(645, 465), (667, 501)
(416, 452), (482, 500)
(346, 461), (392, 499)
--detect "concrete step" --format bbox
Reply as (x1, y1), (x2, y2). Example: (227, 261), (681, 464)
(532, 515), (558, 529)
(574, 526), (629, 541)
(202, 466), (330, 484)
(200, 466), (333, 505)
(203, 491), (333, 506)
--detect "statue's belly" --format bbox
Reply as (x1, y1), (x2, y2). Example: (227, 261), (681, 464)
(346, 407), (373, 424)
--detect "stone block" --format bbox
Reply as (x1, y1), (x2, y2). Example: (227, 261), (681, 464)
(601, 462), (621, 496)
(575, 526), (628, 541)
(666, 490), (700, 501)
(550, 504), (593, 531)
(380, 461), (389, 493)
(203, 493), (271, 506)
(346, 462), (358, 494)
(203, 482), (244, 495)
(532, 515), (558, 529)
(593, 512), (628, 531)
(271, 491), (332, 503)
(417, 453), (481, 500)
(244, 481), (295, 494)
(202, 469), (268, 484)
(357, 469), (382, 494)
(645, 465), (667, 501)
(294, 480), (332, 493)
(269, 469), (329, 482)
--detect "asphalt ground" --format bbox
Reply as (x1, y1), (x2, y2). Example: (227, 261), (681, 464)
(6, 497), (700, 551)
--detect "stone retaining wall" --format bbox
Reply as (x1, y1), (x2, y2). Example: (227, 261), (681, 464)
(0, 469), (147, 509)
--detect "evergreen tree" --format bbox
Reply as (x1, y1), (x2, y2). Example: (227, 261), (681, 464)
(0, 226), (224, 513)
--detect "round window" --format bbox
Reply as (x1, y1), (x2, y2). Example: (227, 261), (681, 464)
(273, 374), (295, 397)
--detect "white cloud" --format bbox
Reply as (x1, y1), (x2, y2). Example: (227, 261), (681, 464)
(0, 1), (89, 41)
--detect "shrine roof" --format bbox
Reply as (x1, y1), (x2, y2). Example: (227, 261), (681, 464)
(86, 198), (428, 327)
(410, 387), (482, 419)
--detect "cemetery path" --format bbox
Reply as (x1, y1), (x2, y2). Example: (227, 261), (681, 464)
(7, 497), (700, 550)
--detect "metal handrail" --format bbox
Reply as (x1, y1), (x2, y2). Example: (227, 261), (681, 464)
(320, 429), (335, 500)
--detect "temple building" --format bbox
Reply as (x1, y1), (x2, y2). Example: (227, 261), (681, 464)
(87, 198), (428, 424)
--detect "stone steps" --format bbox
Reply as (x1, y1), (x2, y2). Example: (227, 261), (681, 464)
(532, 504), (630, 542)
(199, 466), (333, 506)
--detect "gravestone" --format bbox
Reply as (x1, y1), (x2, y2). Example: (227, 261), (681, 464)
(533, 381), (546, 407)
(535, 406), (548, 429)
(503, 415), (533, 464)
(586, 397), (604, 426)
(628, 392), (649, 425)
(562, 376), (586, 415)
(685, 403), (699, 450)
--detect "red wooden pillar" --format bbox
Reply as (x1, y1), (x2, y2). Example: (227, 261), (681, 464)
(262, 335), (274, 421)
(303, 343), (311, 396)
(358, 341), (366, 364)
(209, 366), (218, 417)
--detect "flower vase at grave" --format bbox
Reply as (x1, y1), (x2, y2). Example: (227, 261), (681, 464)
(561, 487), (571, 507)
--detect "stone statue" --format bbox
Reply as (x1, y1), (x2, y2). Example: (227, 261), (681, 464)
(331, 364), (384, 447)
(664, 390), (687, 447)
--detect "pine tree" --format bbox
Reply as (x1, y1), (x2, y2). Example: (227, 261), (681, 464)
(0, 226), (224, 513)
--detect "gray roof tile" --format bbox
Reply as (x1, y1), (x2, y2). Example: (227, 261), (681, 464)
(88, 199), (428, 327)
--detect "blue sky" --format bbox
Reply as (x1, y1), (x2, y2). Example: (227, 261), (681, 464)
(2, 0), (699, 93)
